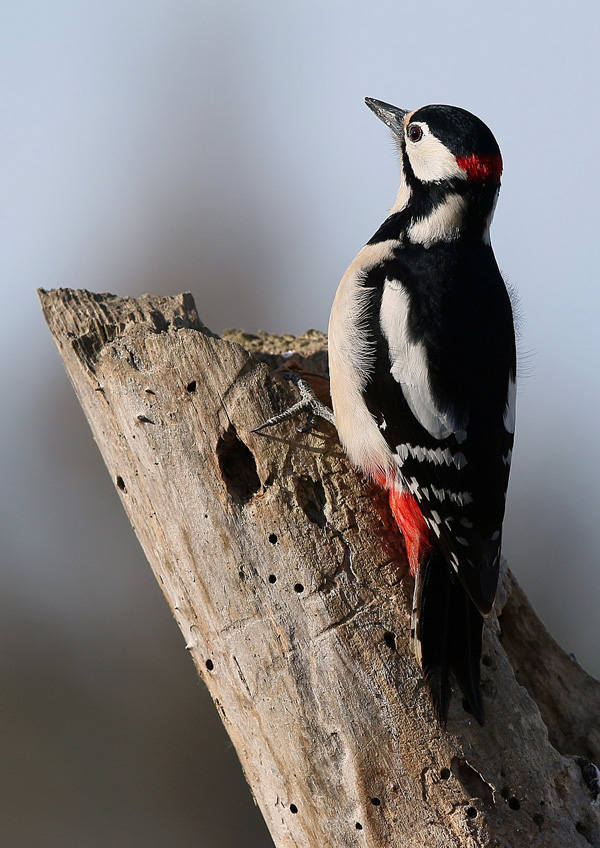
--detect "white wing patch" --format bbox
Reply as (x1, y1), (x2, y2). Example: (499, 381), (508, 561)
(380, 279), (464, 440)
(396, 443), (467, 470)
(427, 484), (473, 507)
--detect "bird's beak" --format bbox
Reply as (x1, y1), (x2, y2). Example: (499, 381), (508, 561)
(365, 98), (408, 138)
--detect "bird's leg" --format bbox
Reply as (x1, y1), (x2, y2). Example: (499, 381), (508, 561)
(252, 373), (335, 434)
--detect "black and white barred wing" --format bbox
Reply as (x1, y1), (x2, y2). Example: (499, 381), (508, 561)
(364, 276), (514, 614)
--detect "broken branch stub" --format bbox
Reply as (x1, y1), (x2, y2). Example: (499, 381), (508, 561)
(40, 288), (600, 848)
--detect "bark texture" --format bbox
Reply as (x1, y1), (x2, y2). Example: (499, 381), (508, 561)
(40, 288), (600, 848)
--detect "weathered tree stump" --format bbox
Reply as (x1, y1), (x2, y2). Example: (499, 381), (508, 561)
(39, 287), (600, 847)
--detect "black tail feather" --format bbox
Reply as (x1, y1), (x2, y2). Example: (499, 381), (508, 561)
(414, 550), (485, 726)
(414, 552), (452, 724)
(449, 577), (484, 724)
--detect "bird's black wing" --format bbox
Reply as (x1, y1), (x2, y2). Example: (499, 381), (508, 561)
(359, 242), (516, 614)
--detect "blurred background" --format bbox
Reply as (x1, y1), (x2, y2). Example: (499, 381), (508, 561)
(2, 1), (599, 845)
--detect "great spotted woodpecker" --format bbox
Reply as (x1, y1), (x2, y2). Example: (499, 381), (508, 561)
(256, 99), (516, 725)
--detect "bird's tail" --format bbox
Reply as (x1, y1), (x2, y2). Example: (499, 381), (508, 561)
(412, 549), (484, 725)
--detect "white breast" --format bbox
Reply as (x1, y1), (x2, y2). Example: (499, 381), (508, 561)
(328, 241), (399, 481)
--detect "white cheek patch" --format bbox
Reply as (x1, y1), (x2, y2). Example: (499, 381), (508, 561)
(408, 193), (467, 247)
(380, 280), (463, 440)
(406, 122), (467, 183)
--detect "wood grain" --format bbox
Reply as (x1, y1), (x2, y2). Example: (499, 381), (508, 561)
(40, 288), (600, 847)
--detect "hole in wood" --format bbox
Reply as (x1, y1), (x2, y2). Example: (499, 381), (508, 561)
(216, 425), (261, 504)
(294, 583), (304, 594)
(268, 575), (277, 584)
(269, 533), (278, 544)
(383, 631), (396, 651)
(116, 476), (126, 492)
(466, 806), (477, 818)
(575, 820), (595, 844)
(186, 380), (197, 393)
(575, 756), (600, 801)
(355, 822), (363, 830)
(370, 797), (381, 806)
(289, 804), (298, 814)
(508, 796), (520, 811)
(294, 476), (327, 528)
(440, 768), (451, 780)
(452, 758), (494, 805)
(205, 659), (214, 671)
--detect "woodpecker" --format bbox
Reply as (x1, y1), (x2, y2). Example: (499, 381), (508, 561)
(328, 99), (516, 724)
(255, 99), (516, 725)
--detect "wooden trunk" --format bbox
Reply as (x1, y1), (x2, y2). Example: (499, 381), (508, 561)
(40, 288), (600, 848)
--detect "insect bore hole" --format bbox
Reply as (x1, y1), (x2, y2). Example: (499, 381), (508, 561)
(383, 631), (396, 651)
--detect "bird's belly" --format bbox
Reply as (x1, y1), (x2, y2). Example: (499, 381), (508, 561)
(328, 274), (396, 483)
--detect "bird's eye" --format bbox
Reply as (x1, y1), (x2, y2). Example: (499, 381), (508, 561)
(407, 124), (423, 143)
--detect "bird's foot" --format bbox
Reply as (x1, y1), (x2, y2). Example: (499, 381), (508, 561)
(252, 373), (335, 434)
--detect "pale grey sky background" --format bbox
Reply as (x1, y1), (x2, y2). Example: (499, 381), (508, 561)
(2, 1), (599, 845)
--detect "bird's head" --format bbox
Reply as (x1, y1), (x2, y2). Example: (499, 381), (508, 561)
(365, 99), (502, 243)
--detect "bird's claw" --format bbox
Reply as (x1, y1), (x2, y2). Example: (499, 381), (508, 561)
(251, 372), (335, 434)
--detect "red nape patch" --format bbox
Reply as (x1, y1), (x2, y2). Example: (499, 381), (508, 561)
(456, 153), (502, 185)
(388, 489), (431, 576)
